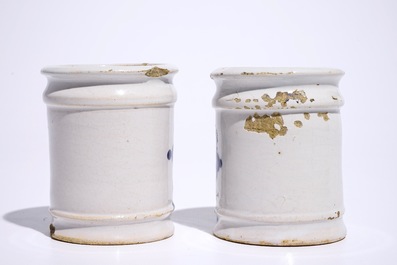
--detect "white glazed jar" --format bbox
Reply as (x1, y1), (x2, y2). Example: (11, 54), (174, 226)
(42, 64), (177, 245)
(211, 67), (346, 246)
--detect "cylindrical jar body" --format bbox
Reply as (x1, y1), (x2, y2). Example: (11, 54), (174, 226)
(211, 68), (346, 246)
(42, 64), (177, 245)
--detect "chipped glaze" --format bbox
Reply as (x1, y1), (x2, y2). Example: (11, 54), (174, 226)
(211, 67), (346, 246)
(42, 64), (177, 245)
(244, 113), (288, 139)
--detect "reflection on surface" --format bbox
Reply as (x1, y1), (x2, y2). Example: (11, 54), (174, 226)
(286, 252), (294, 265)
(3, 206), (395, 264)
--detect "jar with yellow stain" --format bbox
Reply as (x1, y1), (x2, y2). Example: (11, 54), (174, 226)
(211, 67), (346, 246)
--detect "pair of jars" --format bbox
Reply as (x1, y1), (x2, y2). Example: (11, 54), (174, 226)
(42, 64), (346, 246)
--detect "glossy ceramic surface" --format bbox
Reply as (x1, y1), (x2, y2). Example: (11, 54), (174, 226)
(42, 64), (177, 245)
(211, 67), (346, 246)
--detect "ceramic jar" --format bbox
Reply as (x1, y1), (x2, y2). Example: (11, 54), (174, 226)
(42, 64), (177, 245)
(211, 67), (346, 246)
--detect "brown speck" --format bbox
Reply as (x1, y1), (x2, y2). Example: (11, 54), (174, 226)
(282, 239), (299, 245)
(259, 241), (270, 245)
(241, 72), (254, 75)
(332, 96), (338, 100)
(294, 120), (303, 128)
(278, 239), (340, 246)
(244, 112), (288, 139)
(304, 113), (310, 120)
(310, 98), (315, 102)
(261, 90), (308, 108)
(328, 211), (341, 220)
(50, 224), (55, 236)
(278, 151), (281, 155)
(255, 71), (294, 75)
(245, 99), (251, 103)
(257, 72), (278, 75)
(317, 112), (330, 121)
(215, 231), (344, 246)
(145, 66), (169, 77)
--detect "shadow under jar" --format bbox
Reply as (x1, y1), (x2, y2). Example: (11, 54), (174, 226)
(211, 67), (346, 246)
(42, 64), (177, 245)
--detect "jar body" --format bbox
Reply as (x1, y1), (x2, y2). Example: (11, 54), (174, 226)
(43, 64), (177, 245)
(211, 68), (346, 246)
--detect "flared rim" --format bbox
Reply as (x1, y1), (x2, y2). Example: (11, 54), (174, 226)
(210, 67), (344, 79)
(41, 63), (178, 77)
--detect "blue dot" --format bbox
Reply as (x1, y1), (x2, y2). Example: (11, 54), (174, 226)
(167, 149), (173, 160)
(216, 153), (222, 171)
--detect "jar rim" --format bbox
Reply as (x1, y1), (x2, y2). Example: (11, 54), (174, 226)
(41, 63), (178, 77)
(210, 67), (344, 79)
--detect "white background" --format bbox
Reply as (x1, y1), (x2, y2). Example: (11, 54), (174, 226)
(1, 0), (396, 264)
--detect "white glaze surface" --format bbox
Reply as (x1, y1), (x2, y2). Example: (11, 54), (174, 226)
(42, 64), (177, 244)
(2, 1), (397, 263)
(212, 67), (346, 246)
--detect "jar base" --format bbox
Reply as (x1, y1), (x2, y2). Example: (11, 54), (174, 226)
(50, 220), (174, 245)
(213, 215), (346, 246)
(49, 208), (174, 245)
